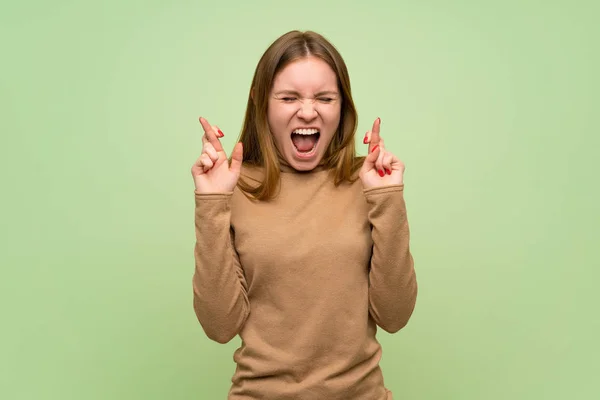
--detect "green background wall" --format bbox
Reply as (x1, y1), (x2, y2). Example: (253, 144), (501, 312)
(2, 0), (598, 398)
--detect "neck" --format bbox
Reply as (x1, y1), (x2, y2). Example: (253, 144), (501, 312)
(277, 155), (328, 174)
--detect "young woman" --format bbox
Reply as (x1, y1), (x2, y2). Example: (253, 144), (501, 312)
(190, 30), (417, 400)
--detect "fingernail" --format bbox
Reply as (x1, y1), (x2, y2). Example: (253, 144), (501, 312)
(378, 170), (385, 177)
(363, 132), (369, 144)
(386, 168), (392, 175)
(371, 145), (379, 153)
(377, 117), (381, 124)
(217, 129), (224, 137)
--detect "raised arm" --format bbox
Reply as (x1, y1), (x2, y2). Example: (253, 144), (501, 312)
(360, 117), (417, 332)
(190, 117), (248, 343)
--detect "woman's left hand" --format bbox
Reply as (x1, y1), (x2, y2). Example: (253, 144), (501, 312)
(359, 117), (405, 189)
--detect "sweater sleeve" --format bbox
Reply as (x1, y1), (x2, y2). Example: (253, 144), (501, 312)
(363, 184), (418, 333)
(192, 191), (250, 344)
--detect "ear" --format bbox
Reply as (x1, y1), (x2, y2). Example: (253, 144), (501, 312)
(250, 87), (255, 103)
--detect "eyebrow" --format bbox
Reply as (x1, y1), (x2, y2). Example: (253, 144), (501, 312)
(273, 90), (339, 96)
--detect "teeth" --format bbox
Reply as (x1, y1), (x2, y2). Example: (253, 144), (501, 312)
(292, 128), (319, 135)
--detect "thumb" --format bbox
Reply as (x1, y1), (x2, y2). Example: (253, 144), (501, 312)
(229, 142), (244, 176)
(361, 145), (380, 172)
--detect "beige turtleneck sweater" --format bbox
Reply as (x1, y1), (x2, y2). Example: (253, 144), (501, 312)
(192, 164), (417, 400)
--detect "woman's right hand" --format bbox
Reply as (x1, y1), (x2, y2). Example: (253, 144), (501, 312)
(191, 117), (244, 194)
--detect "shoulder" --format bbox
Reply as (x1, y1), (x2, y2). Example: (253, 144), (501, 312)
(239, 163), (265, 184)
(346, 156), (365, 184)
(232, 163), (264, 203)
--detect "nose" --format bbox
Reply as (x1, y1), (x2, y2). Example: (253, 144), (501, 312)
(297, 99), (318, 121)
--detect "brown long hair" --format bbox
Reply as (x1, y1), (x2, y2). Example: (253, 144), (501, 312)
(236, 30), (363, 201)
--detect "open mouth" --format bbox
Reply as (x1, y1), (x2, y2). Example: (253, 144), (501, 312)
(291, 128), (320, 156)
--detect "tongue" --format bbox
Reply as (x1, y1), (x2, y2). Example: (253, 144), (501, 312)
(292, 134), (317, 152)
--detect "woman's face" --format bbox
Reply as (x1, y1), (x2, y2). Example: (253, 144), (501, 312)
(267, 56), (342, 171)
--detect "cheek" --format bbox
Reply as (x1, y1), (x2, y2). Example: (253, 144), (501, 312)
(268, 103), (291, 126)
(322, 105), (342, 128)
(266, 102), (276, 125)
(267, 104), (291, 145)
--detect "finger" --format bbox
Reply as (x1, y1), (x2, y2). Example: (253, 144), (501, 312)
(201, 127), (224, 146)
(382, 151), (394, 175)
(203, 142), (219, 163)
(200, 153), (214, 172)
(375, 139), (385, 176)
(192, 154), (206, 175)
(191, 161), (204, 176)
(193, 151), (205, 167)
(362, 130), (371, 145)
(362, 143), (381, 172)
(368, 117), (381, 153)
(199, 117), (224, 152)
(229, 142), (244, 175)
(212, 125), (224, 138)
